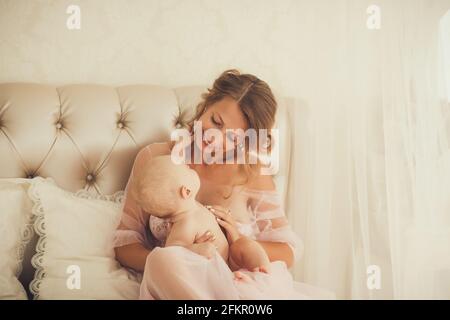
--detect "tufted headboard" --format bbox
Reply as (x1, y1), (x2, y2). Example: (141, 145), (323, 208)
(0, 83), (292, 198)
(0, 83), (293, 296)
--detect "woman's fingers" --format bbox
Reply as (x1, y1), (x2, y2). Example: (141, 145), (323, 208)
(259, 266), (269, 274)
(206, 205), (233, 222)
(233, 271), (252, 282)
(205, 205), (241, 243)
(206, 205), (228, 215)
(216, 218), (240, 243)
(215, 217), (232, 231)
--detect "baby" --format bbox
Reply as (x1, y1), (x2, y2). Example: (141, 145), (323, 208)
(131, 155), (228, 261)
(131, 155), (270, 273)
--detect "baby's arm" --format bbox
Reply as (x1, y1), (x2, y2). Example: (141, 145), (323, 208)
(229, 237), (270, 272)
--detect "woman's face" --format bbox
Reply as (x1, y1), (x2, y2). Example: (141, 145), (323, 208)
(195, 97), (249, 162)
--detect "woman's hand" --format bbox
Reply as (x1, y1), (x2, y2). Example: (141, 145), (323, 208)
(206, 205), (241, 244)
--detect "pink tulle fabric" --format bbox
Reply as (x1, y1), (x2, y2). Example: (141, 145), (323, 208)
(114, 143), (335, 299)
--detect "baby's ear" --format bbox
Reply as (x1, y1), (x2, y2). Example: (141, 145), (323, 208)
(180, 185), (192, 199)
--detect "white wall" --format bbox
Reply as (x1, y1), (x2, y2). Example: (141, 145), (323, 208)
(0, 0), (333, 100)
(441, 10), (450, 101)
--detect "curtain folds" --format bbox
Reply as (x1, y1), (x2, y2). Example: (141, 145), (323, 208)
(287, 0), (450, 299)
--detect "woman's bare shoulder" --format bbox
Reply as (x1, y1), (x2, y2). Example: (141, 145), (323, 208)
(245, 173), (276, 192)
(241, 174), (279, 207)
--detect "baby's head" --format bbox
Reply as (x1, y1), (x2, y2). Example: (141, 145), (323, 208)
(131, 155), (200, 218)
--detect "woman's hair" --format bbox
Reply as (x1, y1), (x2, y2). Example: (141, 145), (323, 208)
(187, 69), (278, 196)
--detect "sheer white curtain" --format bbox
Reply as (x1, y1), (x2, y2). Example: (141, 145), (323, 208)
(286, 0), (450, 299)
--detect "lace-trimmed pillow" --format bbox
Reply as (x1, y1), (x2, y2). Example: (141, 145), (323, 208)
(28, 177), (140, 300)
(0, 178), (35, 299)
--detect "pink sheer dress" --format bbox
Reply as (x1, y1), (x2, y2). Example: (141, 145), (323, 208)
(114, 143), (335, 300)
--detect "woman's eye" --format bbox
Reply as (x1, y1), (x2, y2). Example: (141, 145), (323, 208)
(211, 115), (223, 128)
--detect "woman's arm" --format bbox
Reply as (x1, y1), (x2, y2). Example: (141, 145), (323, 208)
(113, 145), (155, 272)
(247, 174), (298, 268)
(115, 243), (151, 273)
(206, 167), (302, 269)
(256, 241), (294, 268)
(211, 201), (297, 269)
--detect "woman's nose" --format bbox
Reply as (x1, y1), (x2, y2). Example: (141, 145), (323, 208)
(203, 134), (213, 145)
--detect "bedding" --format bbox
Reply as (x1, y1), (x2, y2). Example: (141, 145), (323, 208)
(0, 178), (35, 299)
(28, 177), (140, 299)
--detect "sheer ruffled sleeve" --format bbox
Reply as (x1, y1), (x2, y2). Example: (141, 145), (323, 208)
(113, 145), (153, 249)
(244, 189), (304, 262)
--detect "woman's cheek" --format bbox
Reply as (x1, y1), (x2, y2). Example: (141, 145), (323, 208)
(223, 138), (235, 154)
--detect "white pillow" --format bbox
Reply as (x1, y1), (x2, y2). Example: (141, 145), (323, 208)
(0, 178), (35, 300)
(28, 177), (140, 299)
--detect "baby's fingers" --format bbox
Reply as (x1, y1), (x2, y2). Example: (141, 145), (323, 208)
(195, 230), (215, 243)
(253, 266), (270, 274)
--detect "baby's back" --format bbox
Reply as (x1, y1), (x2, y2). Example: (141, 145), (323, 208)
(163, 203), (229, 262)
(192, 204), (229, 262)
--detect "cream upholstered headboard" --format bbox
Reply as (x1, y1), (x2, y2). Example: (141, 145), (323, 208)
(0, 83), (292, 295)
(0, 83), (292, 200)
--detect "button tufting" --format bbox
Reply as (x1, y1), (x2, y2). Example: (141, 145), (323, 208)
(86, 174), (94, 182)
(55, 122), (63, 129)
(117, 121), (124, 129)
(27, 174), (34, 179)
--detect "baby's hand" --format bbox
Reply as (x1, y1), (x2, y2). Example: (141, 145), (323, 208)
(185, 230), (217, 259)
(188, 242), (217, 259)
(195, 230), (216, 243)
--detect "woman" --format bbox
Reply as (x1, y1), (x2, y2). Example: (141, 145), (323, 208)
(113, 69), (334, 299)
